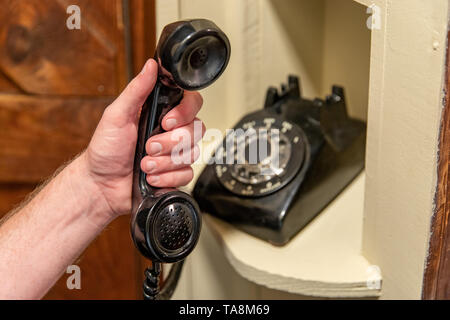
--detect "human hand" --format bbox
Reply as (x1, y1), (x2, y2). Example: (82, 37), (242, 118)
(80, 59), (204, 219)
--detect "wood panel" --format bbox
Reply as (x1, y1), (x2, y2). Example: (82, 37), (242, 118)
(0, 0), (156, 300)
(0, 95), (110, 183)
(0, 0), (124, 96)
(0, 0), (157, 300)
(129, 0), (157, 76)
(0, 71), (22, 93)
(0, 184), (37, 215)
(423, 30), (450, 300)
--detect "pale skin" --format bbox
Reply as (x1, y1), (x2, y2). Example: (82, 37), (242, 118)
(0, 59), (205, 299)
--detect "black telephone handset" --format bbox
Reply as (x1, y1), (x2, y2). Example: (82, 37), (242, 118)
(130, 19), (230, 300)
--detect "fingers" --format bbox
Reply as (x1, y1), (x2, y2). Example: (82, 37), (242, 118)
(142, 124), (202, 187)
(146, 167), (194, 188)
(145, 119), (206, 156)
(141, 144), (200, 175)
(162, 91), (203, 131)
(142, 116), (205, 188)
(106, 59), (158, 126)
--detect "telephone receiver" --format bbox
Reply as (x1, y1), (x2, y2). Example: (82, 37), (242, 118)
(130, 19), (230, 300)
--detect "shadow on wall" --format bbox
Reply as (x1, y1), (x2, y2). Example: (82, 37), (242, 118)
(265, 0), (325, 98)
(268, 0), (371, 121)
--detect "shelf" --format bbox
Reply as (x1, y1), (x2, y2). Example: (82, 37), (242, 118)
(200, 173), (382, 298)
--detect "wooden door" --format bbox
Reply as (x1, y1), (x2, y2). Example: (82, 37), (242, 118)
(0, 0), (155, 299)
(423, 29), (450, 300)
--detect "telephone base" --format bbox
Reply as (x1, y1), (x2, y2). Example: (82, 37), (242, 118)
(194, 76), (366, 245)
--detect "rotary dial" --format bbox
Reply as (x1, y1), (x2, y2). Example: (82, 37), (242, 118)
(215, 117), (308, 197)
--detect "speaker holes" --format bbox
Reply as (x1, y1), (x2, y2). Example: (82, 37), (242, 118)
(155, 203), (194, 251)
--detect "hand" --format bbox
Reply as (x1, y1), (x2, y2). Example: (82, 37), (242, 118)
(81, 59), (204, 219)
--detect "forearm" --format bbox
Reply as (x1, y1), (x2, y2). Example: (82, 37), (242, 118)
(0, 153), (113, 299)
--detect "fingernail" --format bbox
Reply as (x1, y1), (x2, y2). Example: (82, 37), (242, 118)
(140, 60), (149, 75)
(166, 118), (177, 130)
(149, 142), (162, 156)
(148, 175), (160, 185)
(146, 161), (156, 173)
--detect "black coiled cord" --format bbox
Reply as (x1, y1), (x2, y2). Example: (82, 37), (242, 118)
(143, 262), (161, 300)
(143, 260), (185, 300)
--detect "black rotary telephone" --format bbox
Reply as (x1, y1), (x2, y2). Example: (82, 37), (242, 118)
(130, 19), (230, 300)
(194, 76), (366, 246)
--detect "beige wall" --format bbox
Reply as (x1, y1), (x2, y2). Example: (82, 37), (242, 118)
(361, 0), (448, 299)
(158, 0), (371, 129)
(157, 0), (448, 299)
(321, 0), (371, 121)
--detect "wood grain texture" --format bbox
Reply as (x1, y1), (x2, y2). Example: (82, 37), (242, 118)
(0, 71), (22, 93)
(0, 0), (124, 96)
(129, 0), (156, 76)
(0, 0), (156, 299)
(0, 184), (36, 217)
(423, 31), (450, 300)
(0, 95), (111, 183)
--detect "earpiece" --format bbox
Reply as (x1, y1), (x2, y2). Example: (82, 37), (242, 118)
(130, 19), (230, 299)
(156, 19), (230, 90)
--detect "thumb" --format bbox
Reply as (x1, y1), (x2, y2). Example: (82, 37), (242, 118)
(107, 59), (158, 126)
